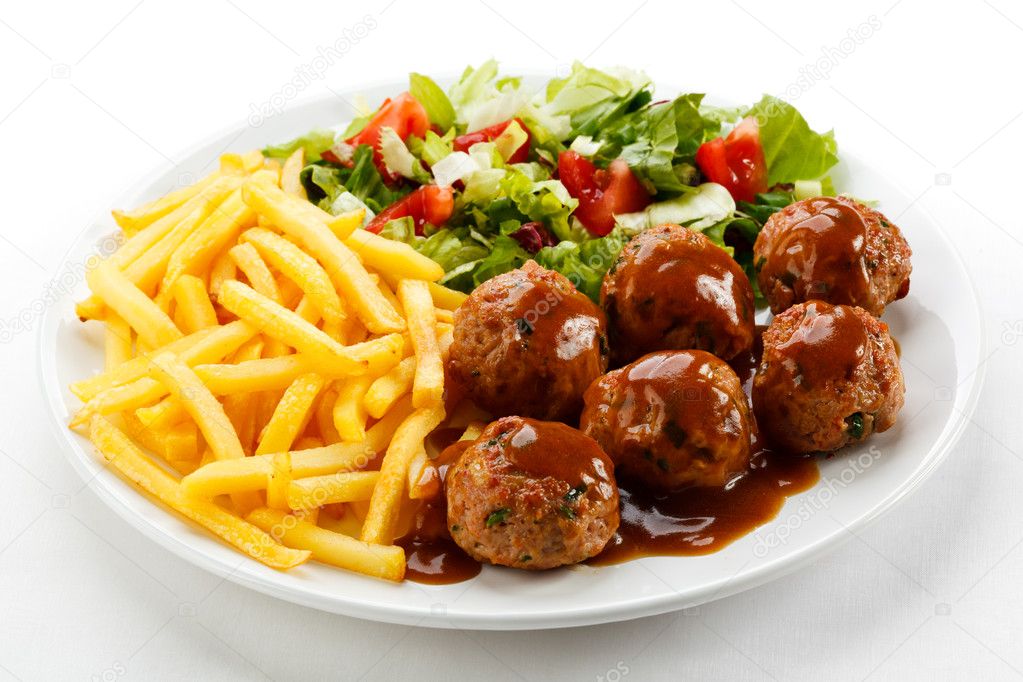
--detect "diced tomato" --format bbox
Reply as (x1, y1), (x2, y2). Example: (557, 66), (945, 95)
(557, 151), (651, 236)
(342, 92), (430, 177)
(365, 185), (454, 235)
(453, 118), (531, 163)
(695, 116), (768, 203)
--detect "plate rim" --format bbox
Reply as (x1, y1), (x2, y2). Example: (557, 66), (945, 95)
(37, 87), (987, 630)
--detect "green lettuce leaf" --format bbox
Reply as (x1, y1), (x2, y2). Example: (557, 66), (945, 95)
(262, 129), (337, 163)
(541, 62), (652, 140)
(409, 72), (456, 131)
(746, 95), (839, 184)
(534, 228), (632, 301)
(299, 144), (406, 214)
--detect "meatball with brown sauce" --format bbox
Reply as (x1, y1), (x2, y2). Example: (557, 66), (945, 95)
(580, 350), (752, 490)
(753, 300), (904, 454)
(445, 416), (619, 570)
(754, 196), (912, 316)
(602, 225), (755, 365)
(447, 261), (609, 422)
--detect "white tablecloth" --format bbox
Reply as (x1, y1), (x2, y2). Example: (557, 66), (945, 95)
(2, 1), (1020, 679)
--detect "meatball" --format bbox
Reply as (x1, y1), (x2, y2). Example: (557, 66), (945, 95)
(447, 260), (608, 422)
(754, 196), (912, 317)
(580, 350), (752, 490)
(445, 416), (619, 569)
(602, 225), (755, 365)
(753, 300), (904, 454)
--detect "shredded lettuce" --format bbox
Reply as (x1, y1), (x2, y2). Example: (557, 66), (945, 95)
(378, 126), (431, 183)
(262, 129), (337, 163)
(746, 95), (838, 184)
(534, 228), (632, 301)
(541, 63), (652, 140)
(299, 144), (406, 214)
(615, 183), (736, 232)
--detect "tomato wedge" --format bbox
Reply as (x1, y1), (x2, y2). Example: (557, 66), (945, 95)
(695, 116), (768, 203)
(324, 92), (430, 175)
(365, 185), (454, 235)
(557, 151), (651, 236)
(453, 118), (531, 163)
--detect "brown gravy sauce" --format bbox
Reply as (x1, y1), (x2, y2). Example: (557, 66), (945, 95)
(399, 328), (820, 583)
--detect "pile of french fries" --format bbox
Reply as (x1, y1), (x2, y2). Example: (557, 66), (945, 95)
(70, 148), (471, 581)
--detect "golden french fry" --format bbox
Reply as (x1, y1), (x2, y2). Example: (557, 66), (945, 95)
(345, 229), (444, 282)
(112, 173), (220, 234)
(407, 446), (439, 500)
(398, 279), (444, 408)
(360, 403), (445, 545)
(104, 314), (132, 371)
(267, 452), (292, 510)
(90, 416), (309, 570)
(241, 178), (404, 334)
(246, 507), (404, 581)
(162, 420), (201, 463)
(240, 228), (344, 327)
(159, 186), (258, 300)
(332, 375), (373, 443)
(71, 322), (258, 423)
(229, 242), (282, 303)
(218, 280), (377, 376)
(146, 352), (260, 512)
(287, 471), (380, 509)
(71, 326), (218, 401)
(255, 374), (324, 455)
(427, 281), (468, 310)
(364, 356), (415, 419)
(87, 260), (182, 348)
(281, 148), (306, 198)
(434, 307), (454, 325)
(317, 506), (363, 537)
(315, 384), (341, 444)
(181, 441), (373, 497)
(172, 274), (218, 333)
(208, 249), (237, 298)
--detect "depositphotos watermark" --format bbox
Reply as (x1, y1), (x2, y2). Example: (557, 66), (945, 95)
(752, 445), (882, 558)
(247, 15), (378, 128)
(0, 232), (122, 344)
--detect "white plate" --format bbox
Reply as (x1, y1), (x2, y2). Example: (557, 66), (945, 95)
(39, 80), (985, 630)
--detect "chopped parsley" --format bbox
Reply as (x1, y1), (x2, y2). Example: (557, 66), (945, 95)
(846, 412), (865, 439)
(558, 504), (576, 520)
(563, 483), (587, 503)
(485, 508), (511, 527)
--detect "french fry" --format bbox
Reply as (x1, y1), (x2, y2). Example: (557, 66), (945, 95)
(172, 274), (218, 333)
(398, 279), (444, 408)
(434, 307), (454, 325)
(345, 229), (444, 282)
(159, 186), (258, 300)
(71, 321), (258, 424)
(207, 248), (237, 298)
(407, 446), (440, 500)
(181, 441), (373, 497)
(104, 314), (132, 371)
(162, 421), (201, 463)
(146, 352), (260, 512)
(360, 403), (445, 545)
(71, 326), (218, 400)
(255, 374), (324, 455)
(229, 242), (282, 304)
(317, 506), (363, 537)
(332, 375), (373, 442)
(112, 172), (220, 234)
(287, 471), (380, 509)
(87, 260), (182, 348)
(218, 280), (377, 376)
(266, 452), (292, 510)
(281, 148), (306, 198)
(240, 228), (344, 327)
(246, 508), (403, 581)
(241, 178), (404, 334)
(314, 384), (341, 444)
(428, 281), (468, 310)
(90, 416), (309, 570)
(364, 356), (415, 419)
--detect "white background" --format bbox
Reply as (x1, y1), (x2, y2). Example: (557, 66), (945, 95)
(2, 1), (1021, 680)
